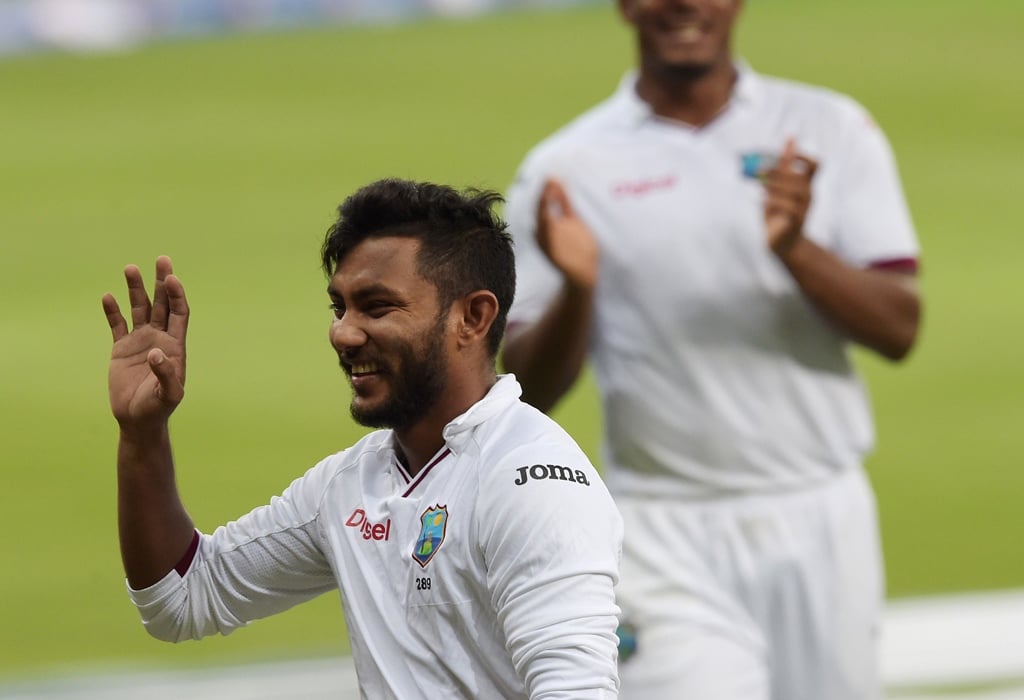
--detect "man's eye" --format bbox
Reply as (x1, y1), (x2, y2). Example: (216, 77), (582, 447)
(366, 302), (394, 318)
(328, 303), (344, 318)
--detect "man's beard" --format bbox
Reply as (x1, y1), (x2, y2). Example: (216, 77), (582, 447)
(660, 60), (715, 83)
(350, 315), (448, 432)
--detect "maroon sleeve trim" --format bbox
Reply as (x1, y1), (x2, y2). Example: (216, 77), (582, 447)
(869, 257), (919, 274)
(174, 530), (201, 577)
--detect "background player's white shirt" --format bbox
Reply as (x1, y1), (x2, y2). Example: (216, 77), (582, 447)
(128, 375), (623, 700)
(507, 63), (919, 499)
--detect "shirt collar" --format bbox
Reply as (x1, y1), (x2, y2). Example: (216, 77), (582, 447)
(441, 374), (522, 451)
(613, 59), (762, 127)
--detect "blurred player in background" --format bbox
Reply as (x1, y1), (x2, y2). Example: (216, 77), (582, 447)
(501, 0), (922, 698)
(102, 179), (623, 699)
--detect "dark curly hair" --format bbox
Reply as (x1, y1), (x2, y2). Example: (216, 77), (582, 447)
(321, 178), (515, 357)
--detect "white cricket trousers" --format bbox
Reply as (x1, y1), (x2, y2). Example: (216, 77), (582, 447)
(615, 467), (884, 700)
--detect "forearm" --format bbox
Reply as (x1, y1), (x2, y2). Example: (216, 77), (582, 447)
(130, 519), (335, 643)
(117, 426), (195, 589)
(777, 237), (922, 361)
(502, 282), (595, 413)
(522, 608), (620, 699)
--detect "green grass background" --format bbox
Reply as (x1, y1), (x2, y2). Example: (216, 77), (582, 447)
(1, 0), (1021, 681)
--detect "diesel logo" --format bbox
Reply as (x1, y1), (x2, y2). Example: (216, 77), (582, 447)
(514, 464), (591, 487)
(345, 508), (392, 541)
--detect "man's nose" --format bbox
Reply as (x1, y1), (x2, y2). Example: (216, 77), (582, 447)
(329, 313), (367, 352)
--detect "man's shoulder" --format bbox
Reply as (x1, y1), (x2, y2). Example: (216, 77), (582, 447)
(471, 403), (618, 538)
(314, 430), (393, 478)
(487, 398), (579, 447)
(476, 400), (599, 482)
(516, 88), (629, 175)
(754, 70), (870, 123)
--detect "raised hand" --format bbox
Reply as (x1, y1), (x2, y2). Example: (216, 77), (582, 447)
(536, 179), (600, 290)
(101, 256), (189, 430)
(763, 138), (818, 255)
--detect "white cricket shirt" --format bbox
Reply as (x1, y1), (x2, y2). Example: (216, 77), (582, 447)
(128, 375), (623, 699)
(506, 64), (919, 498)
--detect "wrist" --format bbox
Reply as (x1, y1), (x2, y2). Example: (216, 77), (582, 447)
(118, 421), (171, 448)
(772, 232), (807, 263)
(564, 275), (597, 302)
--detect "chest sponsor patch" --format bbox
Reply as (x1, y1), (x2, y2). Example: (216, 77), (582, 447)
(740, 151), (779, 180)
(345, 508), (392, 541)
(610, 174), (678, 198)
(412, 505), (448, 568)
(514, 464), (591, 487)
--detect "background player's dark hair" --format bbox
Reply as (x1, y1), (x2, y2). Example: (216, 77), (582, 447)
(321, 178), (515, 358)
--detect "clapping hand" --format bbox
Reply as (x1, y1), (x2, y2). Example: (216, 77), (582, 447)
(763, 138), (818, 255)
(536, 179), (600, 291)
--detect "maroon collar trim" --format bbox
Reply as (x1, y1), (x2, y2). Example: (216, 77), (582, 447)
(400, 448), (452, 498)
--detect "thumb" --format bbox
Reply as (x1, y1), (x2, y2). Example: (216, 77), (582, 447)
(547, 180), (574, 219)
(148, 349), (184, 404)
(541, 179), (574, 223)
(778, 137), (797, 171)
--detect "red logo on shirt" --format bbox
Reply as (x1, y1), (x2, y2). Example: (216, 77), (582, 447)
(611, 174), (677, 198)
(346, 508), (392, 541)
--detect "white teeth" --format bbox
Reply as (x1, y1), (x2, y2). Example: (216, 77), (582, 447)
(351, 363), (379, 375)
(674, 25), (702, 41)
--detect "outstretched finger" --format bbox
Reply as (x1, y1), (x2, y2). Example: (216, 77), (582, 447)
(777, 137), (797, 172)
(164, 273), (190, 341)
(150, 256), (174, 330)
(124, 264), (152, 329)
(102, 293), (129, 342)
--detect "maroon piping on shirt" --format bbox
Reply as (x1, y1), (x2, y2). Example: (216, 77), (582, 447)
(402, 448), (452, 498)
(869, 257), (919, 274)
(174, 530), (201, 577)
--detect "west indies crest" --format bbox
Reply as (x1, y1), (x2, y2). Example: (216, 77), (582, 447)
(412, 505), (448, 568)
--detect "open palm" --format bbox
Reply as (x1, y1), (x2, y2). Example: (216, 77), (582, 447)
(102, 256), (189, 428)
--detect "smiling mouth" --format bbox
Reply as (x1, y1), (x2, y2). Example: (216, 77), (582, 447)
(665, 21), (704, 43)
(349, 362), (381, 377)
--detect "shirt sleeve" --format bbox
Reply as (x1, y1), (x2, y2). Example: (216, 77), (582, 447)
(127, 458), (340, 642)
(831, 101), (920, 267)
(478, 441), (623, 699)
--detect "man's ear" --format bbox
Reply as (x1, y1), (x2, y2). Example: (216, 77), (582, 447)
(455, 290), (499, 348)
